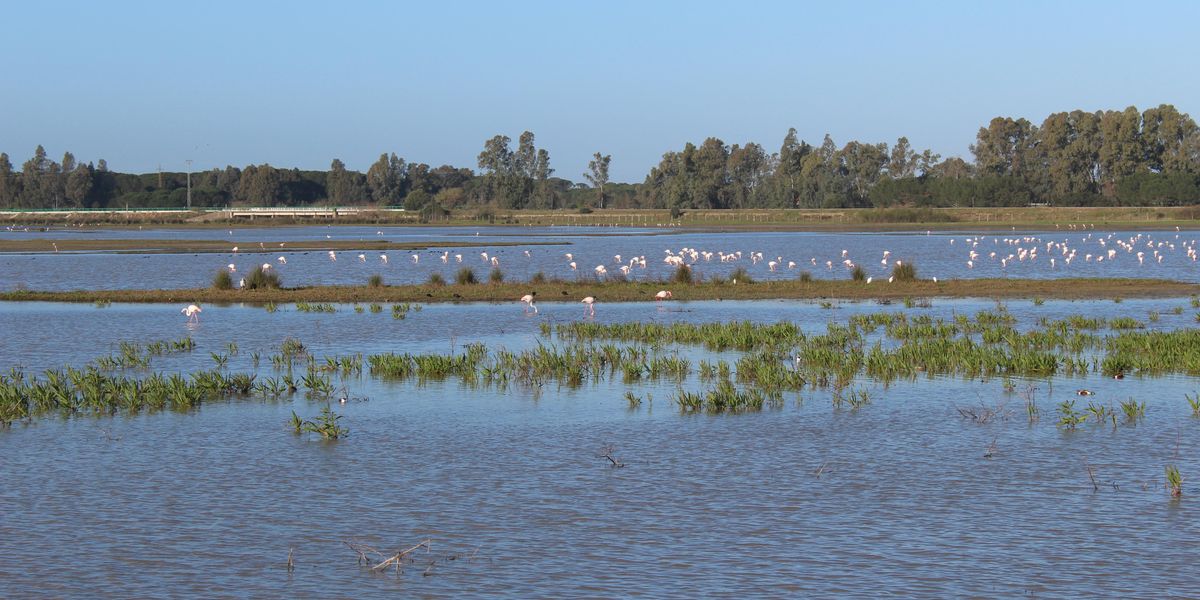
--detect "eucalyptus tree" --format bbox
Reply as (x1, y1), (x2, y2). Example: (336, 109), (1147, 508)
(584, 152), (611, 208)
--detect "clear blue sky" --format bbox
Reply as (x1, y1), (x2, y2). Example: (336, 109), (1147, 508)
(2, 0), (1197, 183)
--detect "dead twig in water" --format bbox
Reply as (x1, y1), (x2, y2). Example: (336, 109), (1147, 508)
(1084, 460), (1099, 492)
(287, 547), (295, 572)
(371, 540), (432, 574)
(984, 437), (998, 459)
(813, 461), (829, 478)
(598, 444), (625, 468)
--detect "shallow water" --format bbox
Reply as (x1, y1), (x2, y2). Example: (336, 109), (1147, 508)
(2, 298), (1199, 597)
(4, 226), (1200, 290)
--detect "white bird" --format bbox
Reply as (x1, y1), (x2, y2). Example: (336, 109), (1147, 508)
(520, 292), (538, 314)
(181, 304), (202, 323)
(328, 251), (337, 261)
(357, 254), (366, 262)
(277, 256), (287, 265)
(227, 263), (236, 272)
(261, 263), (272, 271)
(655, 290), (673, 302)
(381, 254), (389, 264)
(581, 296), (596, 316)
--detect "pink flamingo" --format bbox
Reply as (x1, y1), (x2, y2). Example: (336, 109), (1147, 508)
(520, 292), (538, 314)
(181, 304), (202, 323)
(581, 296), (596, 316)
(655, 290), (673, 302)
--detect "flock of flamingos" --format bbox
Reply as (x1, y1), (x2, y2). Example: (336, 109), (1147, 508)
(180, 226), (1197, 322)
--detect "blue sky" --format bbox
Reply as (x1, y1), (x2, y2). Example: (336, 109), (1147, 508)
(2, 0), (1197, 182)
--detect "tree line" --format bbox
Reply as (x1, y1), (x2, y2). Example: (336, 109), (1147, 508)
(2, 104), (1198, 212)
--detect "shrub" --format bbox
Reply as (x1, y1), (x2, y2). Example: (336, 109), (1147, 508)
(671, 265), (693, 284)
(245, 266), (281, 290)
(851, 265), (866, 281)
(212, 269), (234, 290)
(799, 271), (813, 283)
(428, 272), (446, 286)
(892, 261), (917, 282)
(530, 271), (547, 284)
(368, 274), (384, 288)
(489, 267), (504, 284)
(455, 267), (478, 285)
(729, 266), (752, 284)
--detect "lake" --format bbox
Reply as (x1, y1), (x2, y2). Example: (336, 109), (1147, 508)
(1, 227), (1198, 597)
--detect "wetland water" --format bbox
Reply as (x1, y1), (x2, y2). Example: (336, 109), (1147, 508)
(4, 225), (1200, 291)
(2, 297), (1200, 597)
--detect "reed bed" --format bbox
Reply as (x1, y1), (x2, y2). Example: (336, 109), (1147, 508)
(10, 306), (1200, 425)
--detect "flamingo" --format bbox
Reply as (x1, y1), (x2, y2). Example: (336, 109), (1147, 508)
(277, 256), (287, 265)
(594, 265), (607, 277)
(232, 246), (239, 253)
(441, 251), (450, 264)
(491, 256), (500, 266)
(455, 254), (462, 263)
(227, 263), (236, 272)
(328, 251), (337, 261)
(261, 263), (272, 271)
(581, 296), (596, 316)
(358, 254), (366, 262)
(655, 290), (673, 302)
(381, 254), (389, 264)
(181, 304), (202, 323)
(520, 292), (538, 314)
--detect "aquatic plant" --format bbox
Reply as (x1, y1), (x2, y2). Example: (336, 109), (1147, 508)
(1166, 465), (1183, 497)
(369, 303), (383, 313)
(729, 266), (752, 284)
(392, 303), (420, 319)
(851, 265), (866, 282)
(798, 271), (813, 283)
(298, 405), (348, 439)
(1057, 399), (1087, 430)
(368, 274), (384, 288)
(296, 302), (336, 313)
(672, 265), (693, 284)
(427, 272), (446, 286)
(530, 271), (547, 284)
(93, 299), (111, 308)
(264, 301), (278, 312)
(1187, 392), (1200, 417)
(1119, 398), (1145, 421)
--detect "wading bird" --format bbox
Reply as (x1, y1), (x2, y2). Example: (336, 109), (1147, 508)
(181, 304), (202, 323)
(581, 296), (596, 316)
(655, 290), (673, 302)
(520, 292), (537, 314)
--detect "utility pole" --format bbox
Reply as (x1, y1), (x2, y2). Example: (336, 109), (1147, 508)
(185, 159), (193, 210)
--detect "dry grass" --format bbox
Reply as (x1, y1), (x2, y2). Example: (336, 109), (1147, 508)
(1, 277), (1192, 305)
